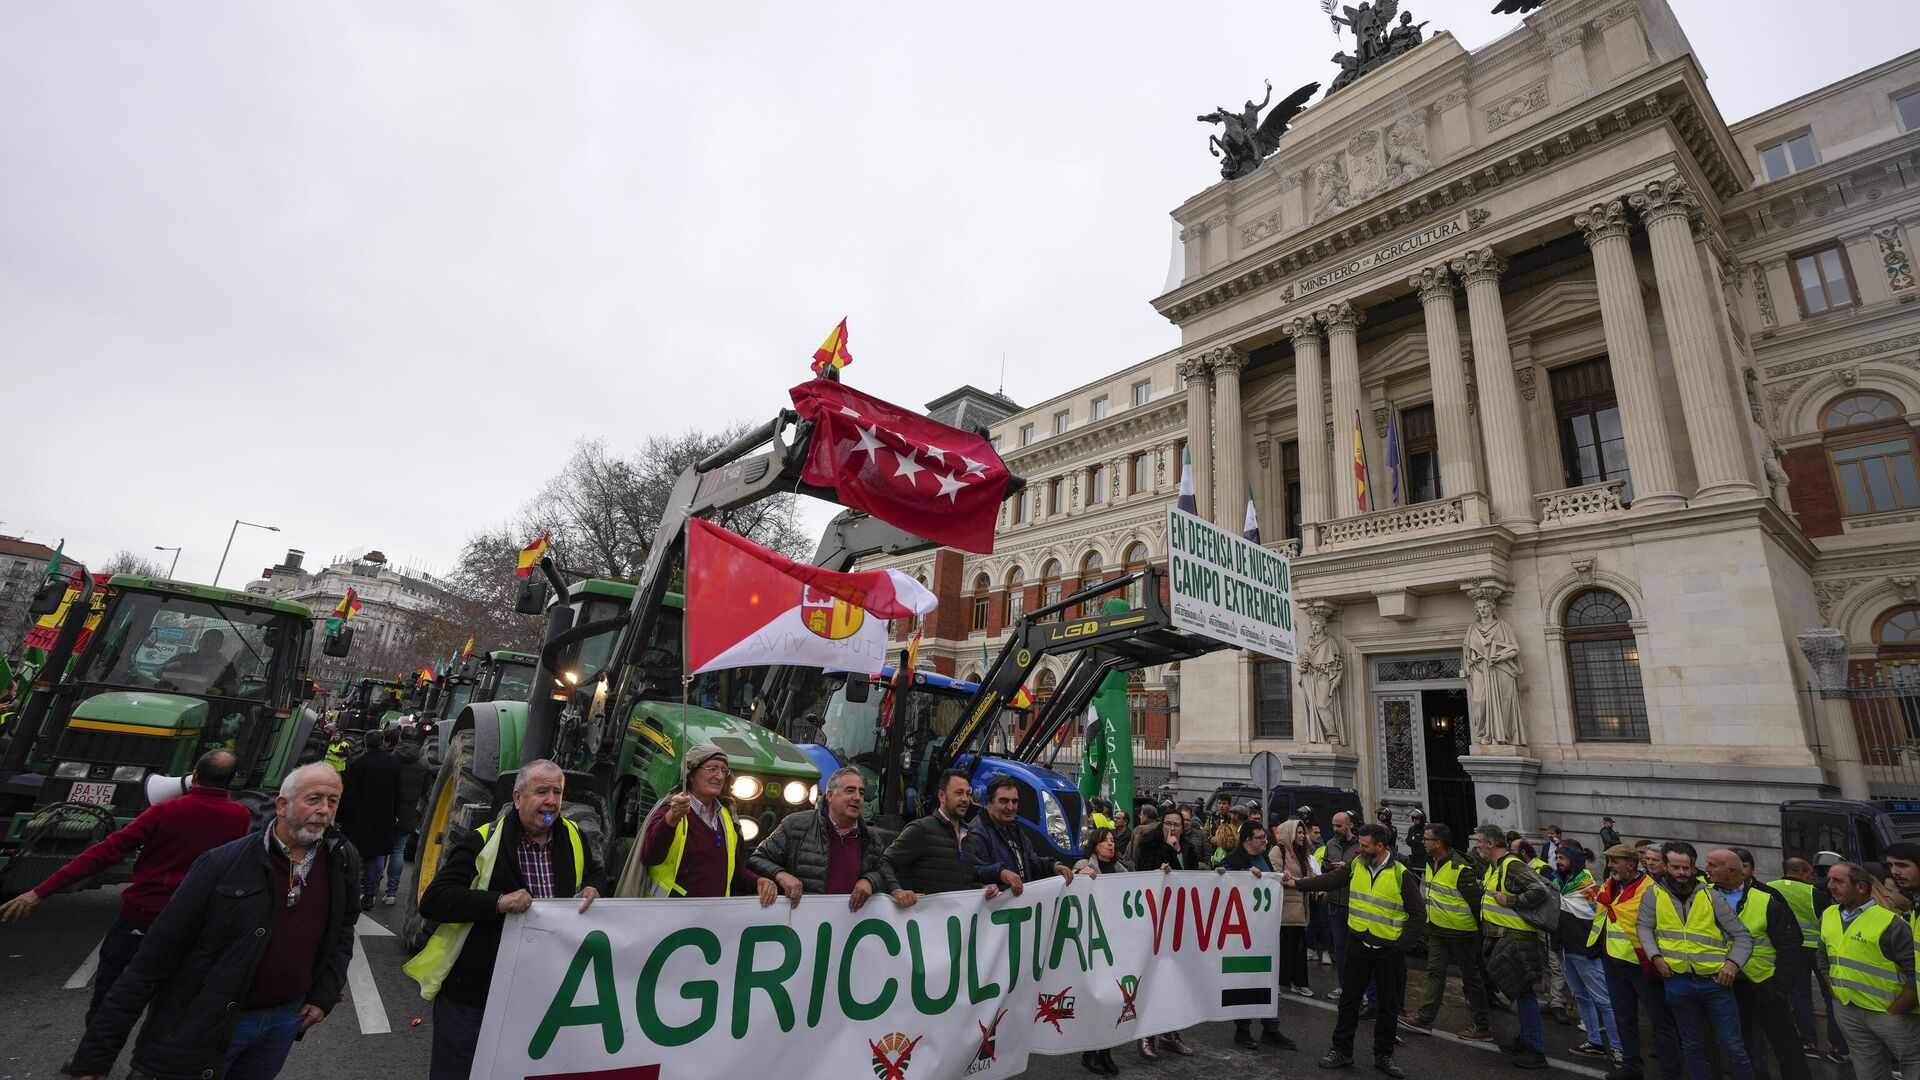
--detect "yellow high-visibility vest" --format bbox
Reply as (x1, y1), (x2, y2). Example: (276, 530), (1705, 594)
(1821, 904), (1903, 1012)
(1653, 885), (1731, 976)
(404, 816), (584, 999)
(1347, 856), (1408, 941)
(1424, 856), (1479, 933)
(644, 803), (739, 898)
(1766, 878), (1819, 949)
(1481, 854), (1532, 932)
(1736, 887), (1779, 983)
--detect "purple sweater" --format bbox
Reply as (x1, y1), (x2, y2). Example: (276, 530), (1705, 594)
(639, 801), (761, 898)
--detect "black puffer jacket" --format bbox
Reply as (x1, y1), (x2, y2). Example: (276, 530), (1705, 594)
(393, 741), (432, 833)
(69, 825), (360, 1080)
(1136, 829), (1209, 871)
(885, 811), (979, 894)
(747, 809), (899, 895)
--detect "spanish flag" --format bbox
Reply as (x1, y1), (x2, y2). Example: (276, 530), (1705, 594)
(461, 634), (475, 660)
(1353, 410), (1370, 513)
(333, 588), (361, 621)
(810, 317), (853, 377)
(515, 533), (549, 578)
(418, 666), (436, 684)
(1011, 685), (1034, 709)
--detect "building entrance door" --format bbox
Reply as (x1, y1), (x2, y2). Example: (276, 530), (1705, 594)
(1421, 687), (1473, 842)
(1371, 655), (1468, 835)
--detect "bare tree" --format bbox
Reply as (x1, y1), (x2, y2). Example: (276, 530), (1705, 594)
(99, 550), (166, 577)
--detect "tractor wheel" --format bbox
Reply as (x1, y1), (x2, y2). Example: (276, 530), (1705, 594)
(397, 730), (489, 951)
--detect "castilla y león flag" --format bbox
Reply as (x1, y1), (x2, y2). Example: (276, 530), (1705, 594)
(685, 518), (937, 675)
(789, 379), (1014, 554)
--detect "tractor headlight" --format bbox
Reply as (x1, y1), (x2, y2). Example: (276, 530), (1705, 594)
(782, 780), (809, 805)
(808, 784), (819, 805)
(54, 762), (90, 779)
(740, 817), (761, 842)
(731, 774), (763, 801)
(111, 766), (145, 782)
(1042, 790), (1071, 852)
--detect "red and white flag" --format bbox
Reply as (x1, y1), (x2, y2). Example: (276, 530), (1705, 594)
(685, 518), (938, 675)
(789, 379), (1014, 554)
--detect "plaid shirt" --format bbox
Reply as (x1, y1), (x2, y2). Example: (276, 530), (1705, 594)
(519, 836), (557, 899)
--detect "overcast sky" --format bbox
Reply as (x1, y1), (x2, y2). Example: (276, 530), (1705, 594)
(2, 1), (1909, 584)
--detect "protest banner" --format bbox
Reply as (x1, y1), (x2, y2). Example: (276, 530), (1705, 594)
(1165, 506), (1296, 661)
(471, 870), (1282, 1080)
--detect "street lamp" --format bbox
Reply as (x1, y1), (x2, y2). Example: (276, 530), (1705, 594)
(213, 520), (279, 586)
(153, 546), (182, 578)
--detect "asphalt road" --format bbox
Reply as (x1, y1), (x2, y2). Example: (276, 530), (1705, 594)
(0, 886), (1854, 1080)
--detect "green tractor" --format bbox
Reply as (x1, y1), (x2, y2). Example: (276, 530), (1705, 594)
(475, 650), (536, 705)
(413, 651), (538, 767)
(340, 677), (406, 733)
(0, 573), (343, 897)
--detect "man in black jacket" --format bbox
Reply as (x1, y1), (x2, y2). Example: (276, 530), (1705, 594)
(886, 770), (999, 896)
(66, 763), (359, 1080)
(1712, 848), (1813, 1080)
(417, 759), (607, 1080)
(750, 765), (915, 910)
(339, 727), (404, 909)
(970, 775), (1074, 892)
(394, 734), (432, 864)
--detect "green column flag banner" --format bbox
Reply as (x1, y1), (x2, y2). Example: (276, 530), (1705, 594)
(469, 872), (1281, 1080)
(1078, 601), (1134, 809)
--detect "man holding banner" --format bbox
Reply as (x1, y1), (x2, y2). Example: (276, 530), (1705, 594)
(749, 764), (915, 910)
(972, 776), (1076, 893)
(633, 743), (770, 901)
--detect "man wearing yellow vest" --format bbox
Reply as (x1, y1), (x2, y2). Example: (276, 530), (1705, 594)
(1706, 848), (1810, 1080)
(1283, 822), (1423, 1078)
(1636, 841), (1755, 1080)
(1592, 843), (1679, 1080)
(634, 743), (773, 901)
(1819, 860), (1920, 1080)
(415, 759), (607, 1080)
(1474, 824), (1555, 1070)
(1769, 856), (1850, 1064)
(1399, 822), (1493, 1040)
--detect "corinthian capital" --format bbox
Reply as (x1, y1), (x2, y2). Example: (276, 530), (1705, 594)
(1628, 177), (1700, 228)
(1449, 247), (1507, 288)
(1207, 346), (1245, 376)
(1321, 300), (1363, 333)
(1409, 265), (1455, 303)
(1282, 315), (1323, 346)
(1574, 199), (1632, 246)
(1176, 353), (1215, 383)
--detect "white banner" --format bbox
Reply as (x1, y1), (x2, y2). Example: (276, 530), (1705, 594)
(1166, 506), (1296, 662)
(472, 871), (1282, 1080)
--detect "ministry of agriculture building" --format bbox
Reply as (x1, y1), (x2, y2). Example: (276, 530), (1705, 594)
(877, 0), (1920, 867)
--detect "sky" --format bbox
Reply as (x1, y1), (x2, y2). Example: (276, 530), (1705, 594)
(2, 1), (1910, 585)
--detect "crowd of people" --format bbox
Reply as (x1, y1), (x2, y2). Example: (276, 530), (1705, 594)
(13, 742), (1920, 1080)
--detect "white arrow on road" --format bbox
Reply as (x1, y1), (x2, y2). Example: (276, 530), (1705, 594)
(348, 914), (393, 1035)
(63, 939), (103, 990)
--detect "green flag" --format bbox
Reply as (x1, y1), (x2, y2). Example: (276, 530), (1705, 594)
(1076, 598), (1135, 810)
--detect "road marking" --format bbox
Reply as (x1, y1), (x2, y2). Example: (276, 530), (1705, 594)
(64, 936), (104, 990)
(1289, 994), (1608, 1079)
(347, 915), (393, 1035)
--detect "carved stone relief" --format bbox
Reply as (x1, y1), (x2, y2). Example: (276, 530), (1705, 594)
(1485, 82), (1549, 132)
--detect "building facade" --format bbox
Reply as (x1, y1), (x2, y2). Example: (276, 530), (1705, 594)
(0, 536), (63, 661)
(877, 0), (1920, 868)
(246, 548), (453, 684)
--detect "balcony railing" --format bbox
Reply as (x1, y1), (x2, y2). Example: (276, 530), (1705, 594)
(1315, 497), (1466, 548)
(1537, 480), (1627, 525)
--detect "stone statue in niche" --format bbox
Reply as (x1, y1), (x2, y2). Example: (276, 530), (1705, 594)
(1310, 157), (1351, 223)
(1464, 592), (1523, 745)
(1298, 606), (1348, 745)
(1384, 114), (1431, 185)
(1766, 440), (1794, 514)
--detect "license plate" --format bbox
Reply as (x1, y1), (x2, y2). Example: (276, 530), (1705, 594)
(69, 782), (116, 806)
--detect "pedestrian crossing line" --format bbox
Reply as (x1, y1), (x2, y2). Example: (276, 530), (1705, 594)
(63, 936), (104, 990)
(1287, 994), (1609, 1079)
(347, 915), (393, 1035)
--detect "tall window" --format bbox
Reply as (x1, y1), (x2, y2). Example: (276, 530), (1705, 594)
(1019, 423), (1035, 447)
(1899, 89), (1920, 133)
(1878, 607), (1920, 678)
(1759, 133), (1817, 181)
(1039, 559), (1062, 620)
(1283, 440), (1302, 541)
(1123, 542), (1149, 607)
(1054, 410), (1071, 436)
(1078, 552), (1104, 616)
(1398, 404), (1440, 504)
(1564, 589), (1650, 742)
(1005, 568), (1026, 624)
(1087, 463), (1107, 504)
(1011, 489), (1028, 524)
(1047, 478), (1064, 516)
(1133, 380), (1152, 407)
(1090, 397), (1108, 421)
(1254, 659), (1295, 739)
(1823, 392), (1920, 516)
(1130, 452), (1150, 495)
(1552, 358), (1633, 502)
(969, 574), (990, 632)
(1790, 244), (1857, 316)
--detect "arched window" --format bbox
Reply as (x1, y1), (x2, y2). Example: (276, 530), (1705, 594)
(969, 573), (991, 633)
(1123, 542), (1150, 607)
(1079, 551), (1104, 616)
(1822, 392), (1919, 516)
(1005, 567), (1026, 624)
(1036, 667), (1058, 702)
(1563, 588), (1649, 742)
(1876, 606), (1920, 683)
(1039, 559), (1062, 621)
(1877, 607), (1920, 647)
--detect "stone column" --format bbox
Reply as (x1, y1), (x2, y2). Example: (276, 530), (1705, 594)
(1179, 354), (1215, 518)
(1323, 301), (1366, 518)
(1629, 177), (1760, 503)
(1799, 628), (1869, 801)
(1410, 265), (1481, 502)
(1210, 347), (1247, 529)
(1285, 316), (1331, 543)
(1574, 199), (1685, 508)
(1452, 249), (1536, 527)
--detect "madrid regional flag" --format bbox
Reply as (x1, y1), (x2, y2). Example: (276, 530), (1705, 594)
(685, 518), (937, 675)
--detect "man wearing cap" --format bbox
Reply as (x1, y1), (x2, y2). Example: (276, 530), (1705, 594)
(1594, 842), (1680, 1080)
(1818, 860), (1920, 1080)
(633, 744), (772, 901)
(1600, 817), (1622, 851)
(1770, 855), (1849, 1063)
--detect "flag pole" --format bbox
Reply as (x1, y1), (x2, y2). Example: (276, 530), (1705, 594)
(681, 521), (692, 764)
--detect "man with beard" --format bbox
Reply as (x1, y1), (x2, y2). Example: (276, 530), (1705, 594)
(886, 770), (1001, 897)
(1638, 842), (1755, 1080)
(65, 765), (360, 1080)
(1768, 855), (1850, 1064)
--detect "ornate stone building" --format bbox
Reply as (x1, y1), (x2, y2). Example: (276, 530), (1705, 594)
(871, 0), (1920, 866)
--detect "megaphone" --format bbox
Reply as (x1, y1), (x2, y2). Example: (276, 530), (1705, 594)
(146, 772), (192, 806)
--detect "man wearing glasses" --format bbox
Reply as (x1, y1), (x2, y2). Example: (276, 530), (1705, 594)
(65, 764), (361, 1080)
(635, 743), (770, 901)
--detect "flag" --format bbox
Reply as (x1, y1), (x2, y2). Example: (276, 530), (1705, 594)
(1177, 445), (1197, 515)
(1353, 410), (1370, 513)
(1243, 482), (1261, 544)
(685, 518), (938, 675)
(418, 666), (436, 684)
(1011, 685), (1034, 709)
(1384, 405), (1403, 507)
(333, 588), (361, 621)
(461, 634), (475, 660)
(788, 379), (1013, 554)
(41, 539), (64, 583)
(902, 628), (923, 674)
(515, 533), (550, 578)
(810, 317), (854, 377)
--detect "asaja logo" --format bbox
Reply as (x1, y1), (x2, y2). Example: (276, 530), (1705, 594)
(966, 1008), (1008, 1075)
(869, 1031), (921, 1080)
(1034, 987), (1076, 1033)
(801, 586), (866, 641)
(1116, 975), (1140, 1025)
